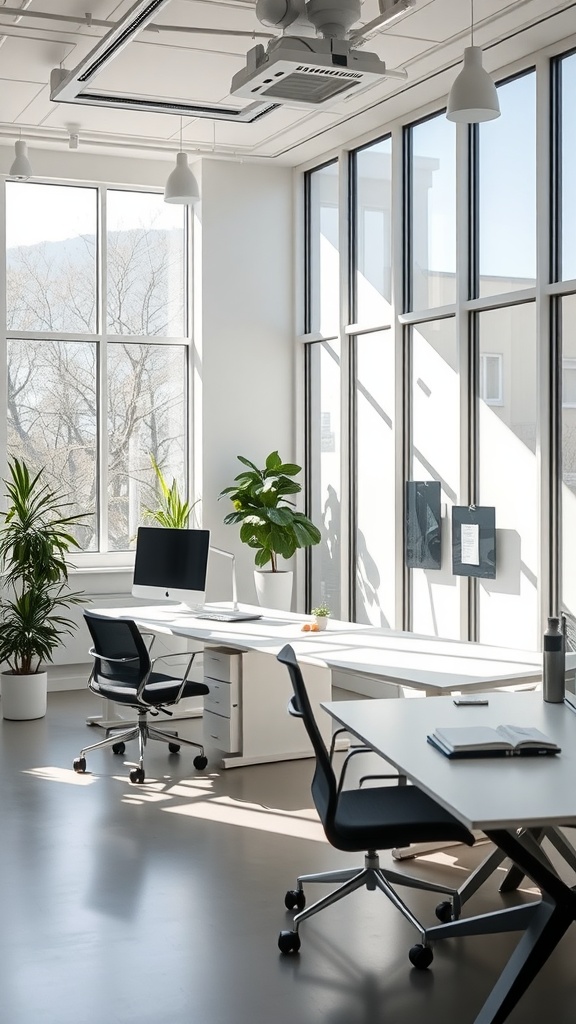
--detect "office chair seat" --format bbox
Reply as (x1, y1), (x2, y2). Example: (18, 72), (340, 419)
(91, 672), (209, 707)
(73, 611), (210, 785)
(276, 643), (474, 969)
(333, 784), (474, 853)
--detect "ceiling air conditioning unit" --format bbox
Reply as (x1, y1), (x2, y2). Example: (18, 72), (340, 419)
(230, 36), (393, 108)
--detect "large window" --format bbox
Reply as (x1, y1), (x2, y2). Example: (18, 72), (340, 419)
(561, 54), (576, 281)
(478, 304), (538, 650)
(6, 182), (189, 554)
(307, 162), (339, 338)
(353, 137), (392, 325)
(303, 48), (574, 645)
(410, 319), (460, 638)
(478, 72), (537, 297)
(409, 114), (456, 311)
(308, 341), (342, 617)
(354, 331), (396, 626)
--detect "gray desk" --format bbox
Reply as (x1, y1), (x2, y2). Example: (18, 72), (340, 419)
(323, 691), (576, 1024)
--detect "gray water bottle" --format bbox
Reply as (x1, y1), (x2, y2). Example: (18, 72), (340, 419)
(543, 616), (565, 703)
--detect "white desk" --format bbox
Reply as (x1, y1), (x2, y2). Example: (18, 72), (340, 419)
(90, 602), (557, 768)
(323, 691), (576, 1024)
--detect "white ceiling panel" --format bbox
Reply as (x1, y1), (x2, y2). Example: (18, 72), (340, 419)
(90, 37), (243, 102)
(0, 78), (44, 121)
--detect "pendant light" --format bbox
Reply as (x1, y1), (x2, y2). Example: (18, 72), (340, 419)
(447, 0), (500, 123)
(164, 118), (200, 205)
(9, 139), (33, 180)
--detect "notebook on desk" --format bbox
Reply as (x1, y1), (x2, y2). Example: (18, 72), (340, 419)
(427, 724), (561, 759)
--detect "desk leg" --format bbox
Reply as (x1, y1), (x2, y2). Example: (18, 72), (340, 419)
(428, 828), (576, 1024)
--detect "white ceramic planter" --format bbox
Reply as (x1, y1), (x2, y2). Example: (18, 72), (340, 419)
(1, 670), (48, 721)
(313, 616), (328, 631)
(254, 570), (293, 612)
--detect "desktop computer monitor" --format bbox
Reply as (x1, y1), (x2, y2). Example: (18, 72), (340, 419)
(132, 527), (210, 609)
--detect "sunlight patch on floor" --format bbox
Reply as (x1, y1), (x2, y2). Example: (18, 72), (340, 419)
(162, 792), (326, 841)
(22, 766), (96, 785)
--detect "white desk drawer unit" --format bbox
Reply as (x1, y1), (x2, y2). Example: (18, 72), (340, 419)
(202, 647), (241, 754)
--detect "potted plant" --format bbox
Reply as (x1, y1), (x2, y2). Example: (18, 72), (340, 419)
(142, 454), (199, 529)
(0, 458), (85, 720)
(219, 450), (321, 610)
(311, 603), (331, 631)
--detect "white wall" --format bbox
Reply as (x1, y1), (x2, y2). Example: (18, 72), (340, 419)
(195, 159), (295, 606)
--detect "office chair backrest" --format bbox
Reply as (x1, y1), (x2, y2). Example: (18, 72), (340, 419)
(277, 644), (337, 833)
(84, 611), (151, 688)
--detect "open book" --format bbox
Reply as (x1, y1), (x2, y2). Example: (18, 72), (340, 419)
(427, 724), (561, 759)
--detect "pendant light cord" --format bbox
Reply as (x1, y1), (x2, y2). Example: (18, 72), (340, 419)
(471, 0), (474, 46)
(179, 116), (183, 154)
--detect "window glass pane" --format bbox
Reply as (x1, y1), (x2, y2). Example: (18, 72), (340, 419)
(107, 191), (186, 336)
(561, 296), (576, 619)
(561, 55), (576, 280)
(307, 163), (339, 337)
(7, 339), (97, 551)
(354, 138), (392, 324)
(308, 341), (341, 616)
(6, 182), (97, 333)
(478, 304), (537, 649)
(479, 73), (536, 297)
(107, 344), (187, 551)
(410, 319), (459, 638)
(355, 331), (395, 625)
(410, 114), (456, 311)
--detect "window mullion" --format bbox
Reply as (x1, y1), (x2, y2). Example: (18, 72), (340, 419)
(98, 186), (109, 553)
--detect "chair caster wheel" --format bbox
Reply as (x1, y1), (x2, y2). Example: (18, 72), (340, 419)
(284, 889), (306, 911)
(278, 930), (301, 954)
(129, 767), (145, 784)
(168, 742), (180, 754)
(409, 943), (433, 969)
(73, 757), (86, 773)
(112, 742), (126, 755)
(435, 900), (453, 922)
(193, 755), (208, 770)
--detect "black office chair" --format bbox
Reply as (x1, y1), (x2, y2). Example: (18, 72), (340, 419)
(276, 644), (475, 968)
(73, 611), (210, 784)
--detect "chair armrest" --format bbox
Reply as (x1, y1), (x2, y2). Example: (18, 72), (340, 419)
(88, 647), (139, 665)
(145, 651), (199, 704)
(336, 747), (407, 794)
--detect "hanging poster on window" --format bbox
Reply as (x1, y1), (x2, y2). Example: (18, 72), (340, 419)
(405, 481), (442, 570)
(452, 506), (496, 579)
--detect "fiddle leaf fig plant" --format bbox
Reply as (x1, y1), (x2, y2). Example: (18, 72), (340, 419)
(219, 450), (321, 571)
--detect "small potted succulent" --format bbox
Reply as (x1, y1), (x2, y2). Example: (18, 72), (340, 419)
(311, 603), (331, 631)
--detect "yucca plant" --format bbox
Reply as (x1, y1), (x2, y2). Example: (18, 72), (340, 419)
(142, 454), (199, 529)
(0, 458), (85, 675)
(218, 451), (321, 571)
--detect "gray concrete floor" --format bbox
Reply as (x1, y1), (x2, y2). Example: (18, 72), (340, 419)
(0, 689), (575, 1024)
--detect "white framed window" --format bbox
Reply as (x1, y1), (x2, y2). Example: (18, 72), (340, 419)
(5, 180), (191, 556)
(480, 353), (504, 405)
(562, 359), (576, 408)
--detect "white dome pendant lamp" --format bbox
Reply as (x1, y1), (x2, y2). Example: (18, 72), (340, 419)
(447, 0), (500, 123)
(164, 118), (200, 205)
(9, 139), (33, 180)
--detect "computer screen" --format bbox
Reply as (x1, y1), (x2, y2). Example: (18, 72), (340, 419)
(132, 527), (210, 609)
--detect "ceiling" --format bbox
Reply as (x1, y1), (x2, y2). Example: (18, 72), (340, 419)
(0, 0), (575, 167)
